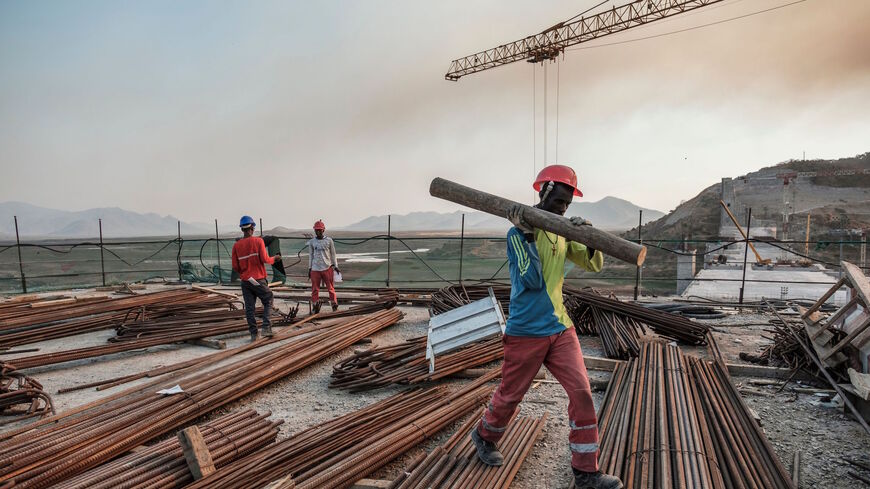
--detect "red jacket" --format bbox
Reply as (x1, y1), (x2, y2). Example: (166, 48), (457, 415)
(231, 236), (275, 281)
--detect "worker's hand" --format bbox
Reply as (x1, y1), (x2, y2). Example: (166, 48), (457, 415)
(569, 216), (592, 227)
(508, 204), (533, 234)
(273, 253), (282, 262)
(334, 267), (341, 274)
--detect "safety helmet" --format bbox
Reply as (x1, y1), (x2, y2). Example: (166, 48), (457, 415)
(313, 220), (326, 231)
(239, 215), (256, 229)
(533, 165), (583, 197)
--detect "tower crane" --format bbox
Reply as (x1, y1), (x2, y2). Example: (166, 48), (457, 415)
(445, 0), (725, 81)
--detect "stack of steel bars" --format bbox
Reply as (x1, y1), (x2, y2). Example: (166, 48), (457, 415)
(6, 308), (290, 370)
(0, 362), (53, 424)
(186, 370), (499, 489)
(567, 294), (643, 359)
(430, 283), (511, 315)
(330, 335), (502, 391)
(110, 307), (294, 342)
(0, 308), (402, 488)
(388, 407), (546, 488)
(0, 289), (236, 347)
(564, 286), (709, 346)
(56, 409), (280, 489)
(592, 342), (794, 489)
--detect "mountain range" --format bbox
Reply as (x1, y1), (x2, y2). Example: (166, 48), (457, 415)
(340, 196), (664, 232)
(0, 202), (211, 239)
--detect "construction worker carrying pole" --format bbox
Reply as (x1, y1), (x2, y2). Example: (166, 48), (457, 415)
(231, 215), (281, 342)
(307, 220), (341, 313)
(470, 165), (623, 489)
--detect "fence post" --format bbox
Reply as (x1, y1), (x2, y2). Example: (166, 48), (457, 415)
(177, 221), (183, 281)
(14, 216), (26, 293)
(386, 215), (391, 287)
(214, 219), (222, 285)
(739, 208), (752, 305)
(459, 213), (465, 284)
(99, 218), (106, 287)
(259, 218), (263, 237)
(634, 210), (642, 300)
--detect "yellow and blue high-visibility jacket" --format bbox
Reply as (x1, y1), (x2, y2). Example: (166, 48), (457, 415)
(505, 226), (603, 336)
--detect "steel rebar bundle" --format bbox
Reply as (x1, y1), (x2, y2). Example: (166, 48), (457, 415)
(0, 363), (54, 424)
(592, 342), (794, 489)
(0, 308), (402, 488)
(564, 286), (709, 346)
(387, 407), (546, 489)
(567, 295), (644, 359)
(429, 284), (511, 316)
(0, 289), (236, 348)
(56, 409), (280, 489)
(330, 335), (502, 392)
(186, 370), (499, 489)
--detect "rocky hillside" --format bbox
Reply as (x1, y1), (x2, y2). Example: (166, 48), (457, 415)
(627, 152), (870, 240)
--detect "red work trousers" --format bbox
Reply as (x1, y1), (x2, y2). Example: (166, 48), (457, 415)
(477, 327), (599, 472)
(310, 267), (337, 304)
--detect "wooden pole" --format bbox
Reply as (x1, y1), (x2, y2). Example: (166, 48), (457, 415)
(99, 218), (106, 287)
(14, 216), (26, 293)
(214, 219), (221, 285)
(386, 215), (391, 287)
(739, 208), (752, 305)
(459, 213), (465, 284)
(429, 177), (646, 266)
(634, 209), (642, 300)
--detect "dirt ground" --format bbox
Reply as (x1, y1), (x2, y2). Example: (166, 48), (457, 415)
(2, 288), (869, 488)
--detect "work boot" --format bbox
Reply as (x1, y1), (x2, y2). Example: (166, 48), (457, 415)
(331, 302), (339, 312)
(573, 468), (623, 489)
(312, 301), (321, 314)
(470, 428), (504, 466)
(250, 331), (259, 343)
(261, 325), (273, 338)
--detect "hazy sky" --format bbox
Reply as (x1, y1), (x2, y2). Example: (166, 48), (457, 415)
(1, 0), (868, 229)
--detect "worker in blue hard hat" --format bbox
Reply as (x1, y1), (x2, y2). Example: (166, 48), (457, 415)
(231, 215), (281, 341)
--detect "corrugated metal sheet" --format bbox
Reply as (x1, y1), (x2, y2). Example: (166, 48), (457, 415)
(426, 287), (505, 373)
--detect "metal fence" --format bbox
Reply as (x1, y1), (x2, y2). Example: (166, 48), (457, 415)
(1, 215), (867, 297)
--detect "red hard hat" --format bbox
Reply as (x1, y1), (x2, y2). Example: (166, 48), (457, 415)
(313, 220), (326, 231)
(533, 165), (583, 197)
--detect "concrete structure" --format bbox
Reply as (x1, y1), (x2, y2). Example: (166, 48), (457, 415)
(681, 263), (849, 304)
(676, 251), (697, 295)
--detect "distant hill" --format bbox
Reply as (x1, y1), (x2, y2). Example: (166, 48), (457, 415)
(631, 152), (870, 240)
(340, 196), (664, 232)
(0, 202), (211, 238)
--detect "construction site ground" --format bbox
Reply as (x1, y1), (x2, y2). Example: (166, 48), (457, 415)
(3, 288), (869, 488)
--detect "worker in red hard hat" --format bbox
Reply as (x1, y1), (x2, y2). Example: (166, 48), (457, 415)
(231, 215), (282, 342)
(471, 165), (623, 489)
(307, 219), (341, 313)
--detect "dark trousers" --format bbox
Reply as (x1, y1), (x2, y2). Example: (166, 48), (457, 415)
(241, 279), (273, 334)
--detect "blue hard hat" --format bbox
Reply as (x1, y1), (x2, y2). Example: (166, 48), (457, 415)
(239, 215), (256, 228)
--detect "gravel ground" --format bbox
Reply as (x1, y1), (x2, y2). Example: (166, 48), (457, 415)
(3, 288), (869, 488)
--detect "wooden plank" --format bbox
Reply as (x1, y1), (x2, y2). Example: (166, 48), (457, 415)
(191, 285), (240, 300)
(726, 363), (812, 380)
(803, 320), (848, 367)
(811, 296), (858, 339)
(350, 479), (392, 489)
(822, 315), (870, 361)
(262, 474), (295, 489)
(185, 338), (227, 350)
(177, 426), (215, 480)
(802, 277), (846, 318)
(843, 261), (870, 310)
